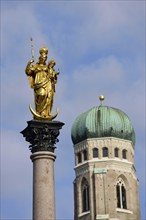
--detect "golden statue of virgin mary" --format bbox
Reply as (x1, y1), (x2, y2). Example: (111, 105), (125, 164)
(25, 46), (59, 120)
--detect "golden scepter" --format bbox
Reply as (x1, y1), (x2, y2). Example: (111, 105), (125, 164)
(30, 37), (34, 59)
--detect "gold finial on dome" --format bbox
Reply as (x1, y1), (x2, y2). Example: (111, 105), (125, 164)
(99, 95), (105, 106)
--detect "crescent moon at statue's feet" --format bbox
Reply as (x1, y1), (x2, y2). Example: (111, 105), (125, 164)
(29, 104), (58, 121)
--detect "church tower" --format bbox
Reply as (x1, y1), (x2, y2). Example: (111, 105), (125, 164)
(71, 96), (140, 220)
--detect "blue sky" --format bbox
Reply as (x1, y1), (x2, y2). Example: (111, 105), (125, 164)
(1, 1), (145, 219)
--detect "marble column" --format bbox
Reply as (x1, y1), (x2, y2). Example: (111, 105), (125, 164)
(21, 120), (64, 220)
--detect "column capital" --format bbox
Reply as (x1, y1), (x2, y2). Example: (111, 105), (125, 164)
(21, 120), (64, 153)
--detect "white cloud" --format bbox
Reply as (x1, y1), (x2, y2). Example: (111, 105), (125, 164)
(73, 56), (125, 86)
(45, 1), (145, 58)
(1, 130), (32, 197)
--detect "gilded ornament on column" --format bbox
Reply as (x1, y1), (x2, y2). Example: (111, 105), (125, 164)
(25, 40), (59, 120)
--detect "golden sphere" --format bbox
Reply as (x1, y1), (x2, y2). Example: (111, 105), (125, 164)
(99, 95), (105, 101)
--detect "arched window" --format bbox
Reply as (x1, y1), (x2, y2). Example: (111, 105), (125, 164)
(93, 148), (98, 158)
(116, 177), (127, 209)
(122, 149), (127, 159)
(77, 152), (82, 164)
(114, 148), (119, 157)
(103, 147), (108, 157)
(81, 178), (90, 212)
(83, 149), (88, 161)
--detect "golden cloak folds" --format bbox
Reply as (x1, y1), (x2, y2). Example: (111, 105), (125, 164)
(25, 47), (59, 120)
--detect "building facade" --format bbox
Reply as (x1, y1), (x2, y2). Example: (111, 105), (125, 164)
(71, 104), (140, 220)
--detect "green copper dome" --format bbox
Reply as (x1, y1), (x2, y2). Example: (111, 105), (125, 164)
(71, 105), (135, 146)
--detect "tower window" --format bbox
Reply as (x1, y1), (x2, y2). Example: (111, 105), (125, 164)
(116, 177), (127, 209)
(114, 148), (119, 157)
(93, 148), (98, 158)
(77, 152), (82, 164)
(116, 184), (121, 208)
(122, 185), (127, 209)
(122, 149), (127, 159)
(81, 178), (90, 212)
(103, 147), (108, 157)
(83, 149), (88, 161)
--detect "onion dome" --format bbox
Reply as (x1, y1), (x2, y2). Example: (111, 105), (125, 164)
(71, 97), (135, 146)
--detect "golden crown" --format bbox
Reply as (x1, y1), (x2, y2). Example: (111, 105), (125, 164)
(39, 47), (48, 54)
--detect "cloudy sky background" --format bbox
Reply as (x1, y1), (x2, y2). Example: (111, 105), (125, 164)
(1, 1), (145, 219)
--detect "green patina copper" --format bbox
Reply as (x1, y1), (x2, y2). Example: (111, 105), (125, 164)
(71, 106), (135, 147)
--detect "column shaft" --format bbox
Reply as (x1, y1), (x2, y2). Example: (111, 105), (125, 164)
(21, 120), (64, 220)
(31, 152), (56, 220)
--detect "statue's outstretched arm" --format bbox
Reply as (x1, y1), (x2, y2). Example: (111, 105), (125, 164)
(25, 59), (34, 75)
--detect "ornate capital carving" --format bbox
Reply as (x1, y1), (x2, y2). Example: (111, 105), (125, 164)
(21, 120), (64, 153)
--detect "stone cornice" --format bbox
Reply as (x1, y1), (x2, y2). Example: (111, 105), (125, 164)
(75, 158), (133, 170)
(74, 159), (136, 178)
